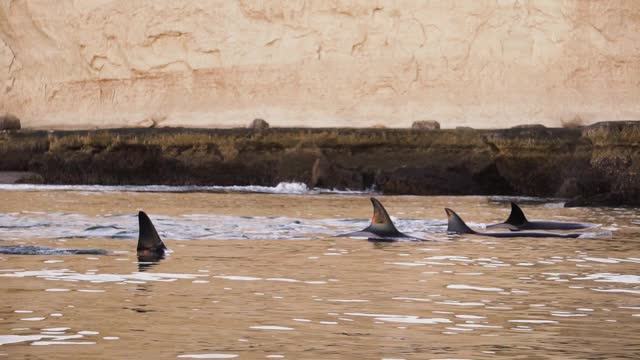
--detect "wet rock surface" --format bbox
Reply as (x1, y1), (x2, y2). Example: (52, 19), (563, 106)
(0, 114), (21, 130)
(0, 122), (639, 206)
(0, 171), (43, 184)
(249, 118), (269, 130)
(411, 120), (440, 130)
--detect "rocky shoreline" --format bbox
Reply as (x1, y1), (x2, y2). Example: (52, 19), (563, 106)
(1, 122), (639, 207)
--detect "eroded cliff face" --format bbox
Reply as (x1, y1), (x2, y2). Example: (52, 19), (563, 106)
(1, 0), (639, 129)
(2, 122), (640, 205)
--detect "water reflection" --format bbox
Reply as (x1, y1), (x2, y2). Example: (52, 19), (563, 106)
(137, 253), (166, 272)
(371, 241), (394, 249)
(0, 327), (104, 346)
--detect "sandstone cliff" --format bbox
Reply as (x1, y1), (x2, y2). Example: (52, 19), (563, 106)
(1, 1), (639, 129)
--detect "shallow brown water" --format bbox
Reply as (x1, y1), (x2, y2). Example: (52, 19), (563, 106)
(0, 190), (639, 359)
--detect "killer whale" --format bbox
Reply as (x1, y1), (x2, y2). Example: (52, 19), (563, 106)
(0, 245), (109, 255)
(486, 202), (598, 231)
(445, 208), (582, 238)
(336, 197), (427, 241)
(136, 211), (169, 263)
(0, 211), (169, 260)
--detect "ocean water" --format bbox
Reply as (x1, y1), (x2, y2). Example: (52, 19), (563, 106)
(0, 184), (638, 359)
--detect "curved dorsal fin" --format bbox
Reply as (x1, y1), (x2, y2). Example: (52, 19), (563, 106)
(504, 202), (528, 226)
(365, 197), (400, 235)
(137, 211), (167, 253)
(445, 208), (476, 234)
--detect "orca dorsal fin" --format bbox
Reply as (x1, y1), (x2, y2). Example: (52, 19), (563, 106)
(137, 211), (167, 253)
(445, 208), (476, 234)
(365, 197), (400, 235)
(504, 202), (528, 226)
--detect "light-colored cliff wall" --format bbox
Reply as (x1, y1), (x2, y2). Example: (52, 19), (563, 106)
(1, 0), (639, 129)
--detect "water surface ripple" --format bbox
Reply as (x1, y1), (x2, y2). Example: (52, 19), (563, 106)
(0, 190), (638, 359)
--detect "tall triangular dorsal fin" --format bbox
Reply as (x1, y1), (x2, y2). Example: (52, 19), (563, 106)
(365, 197), (400, 234)
(445, 208), (476, 234)
(504, 202), (528, 226)
(335, 197), (410, 239)
(137, 211), (167, 253)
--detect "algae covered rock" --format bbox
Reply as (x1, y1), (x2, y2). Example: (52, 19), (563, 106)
(311, 157), (364, 190)
(511, 124), (546, 129)
(0, 125), (639, 206)
(0, 114), (21, 130)
(411, 120), (440, 130)
(0, 171), (43, 184)
(249, 118), (269, 130)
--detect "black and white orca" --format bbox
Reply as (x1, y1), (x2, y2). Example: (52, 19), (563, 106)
(445, 208), (583, 238)
(0, 211), (170, 261)
(336, 198), (428, 241)
(486, 202), (598, 231)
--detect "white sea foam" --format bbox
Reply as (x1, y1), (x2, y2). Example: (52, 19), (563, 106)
(0, 182), (373, 195)
(578, 231), (612, 239)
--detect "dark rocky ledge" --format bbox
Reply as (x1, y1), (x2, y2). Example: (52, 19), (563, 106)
(1, 121), (639, 207)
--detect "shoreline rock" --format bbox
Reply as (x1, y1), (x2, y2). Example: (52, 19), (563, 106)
(0, 171), (44, 184)
(0, 122), (638, 206)
(0, 114), (21, 130)
(249, 118), (270, 130)
(411, 120), (440, 130)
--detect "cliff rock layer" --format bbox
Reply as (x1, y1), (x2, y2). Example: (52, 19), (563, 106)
(1, 1), (639, 129)
(1, 122), (639, 206)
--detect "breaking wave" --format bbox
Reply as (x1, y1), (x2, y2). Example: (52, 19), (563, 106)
(0, 182), (376, 195)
